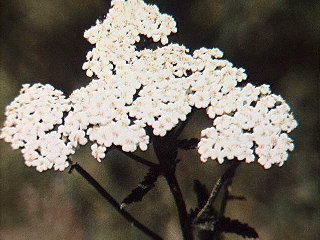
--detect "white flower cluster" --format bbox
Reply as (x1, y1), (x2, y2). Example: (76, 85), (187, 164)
(59, 78), (149, 155)
(0, 0), (297, 171)
(198, 84), (298, 169)
(80, 0), (248, 140)
(0, 84), (72, 171)
(82, 0), (177, 79)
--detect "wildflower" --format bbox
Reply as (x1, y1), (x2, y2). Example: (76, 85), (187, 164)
(0, 0), (297, 171)
(0, 84), (72, 171)
(198, 86), (298, 168)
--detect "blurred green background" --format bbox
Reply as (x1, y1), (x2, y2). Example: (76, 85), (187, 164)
(0, 0), (318, 239)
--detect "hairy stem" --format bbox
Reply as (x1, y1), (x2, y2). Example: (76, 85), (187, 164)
(68, 161), (162, 240)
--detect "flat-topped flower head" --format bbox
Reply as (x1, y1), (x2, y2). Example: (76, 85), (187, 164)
(0, 0), (297, 171)
(82, 0), (177, 79)
(0, 84), (72, 171)
(198, 85), (298, 169)
(79, 0), (250, 143)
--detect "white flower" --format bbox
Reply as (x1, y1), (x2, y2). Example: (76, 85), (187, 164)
(91, 143), (106, 162)
(69, 130), (88, 147)
(236, 68), (247, 82)
(259, 84), (271, 95)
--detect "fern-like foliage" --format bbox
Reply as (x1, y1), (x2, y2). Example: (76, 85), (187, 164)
(189, 179), (213, 221)
(194, 179), (210, 209)
(121, 167), (161, 206)
(214, 217), (259, 238)
(194, 217), (259, 239)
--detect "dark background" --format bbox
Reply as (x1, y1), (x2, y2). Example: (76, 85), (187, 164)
(0, 0), (319, 239)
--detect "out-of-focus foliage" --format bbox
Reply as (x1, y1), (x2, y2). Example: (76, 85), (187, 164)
(0, 0), (318, 239)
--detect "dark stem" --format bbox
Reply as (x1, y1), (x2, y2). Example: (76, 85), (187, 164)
(194, 161), (241, 224)
(214, 161), (241, 240)
(68, 161), (162, 240)
(164, 172), (194, 240)
(218, 161), (241, 219)
(218, 177), (232, 219)
(194, 161), (241, 240)
(118, 148), (159, 168)
(152, 131), (194, 240)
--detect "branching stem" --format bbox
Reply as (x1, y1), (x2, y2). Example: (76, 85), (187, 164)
(194, 161), (241, 224)
(152, 132), (194, 240)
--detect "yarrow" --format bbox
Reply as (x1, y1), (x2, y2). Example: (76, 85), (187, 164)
(0, 0), (297, 171)
(0, 84), (72, 171)
(198, 84), (297, 169)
